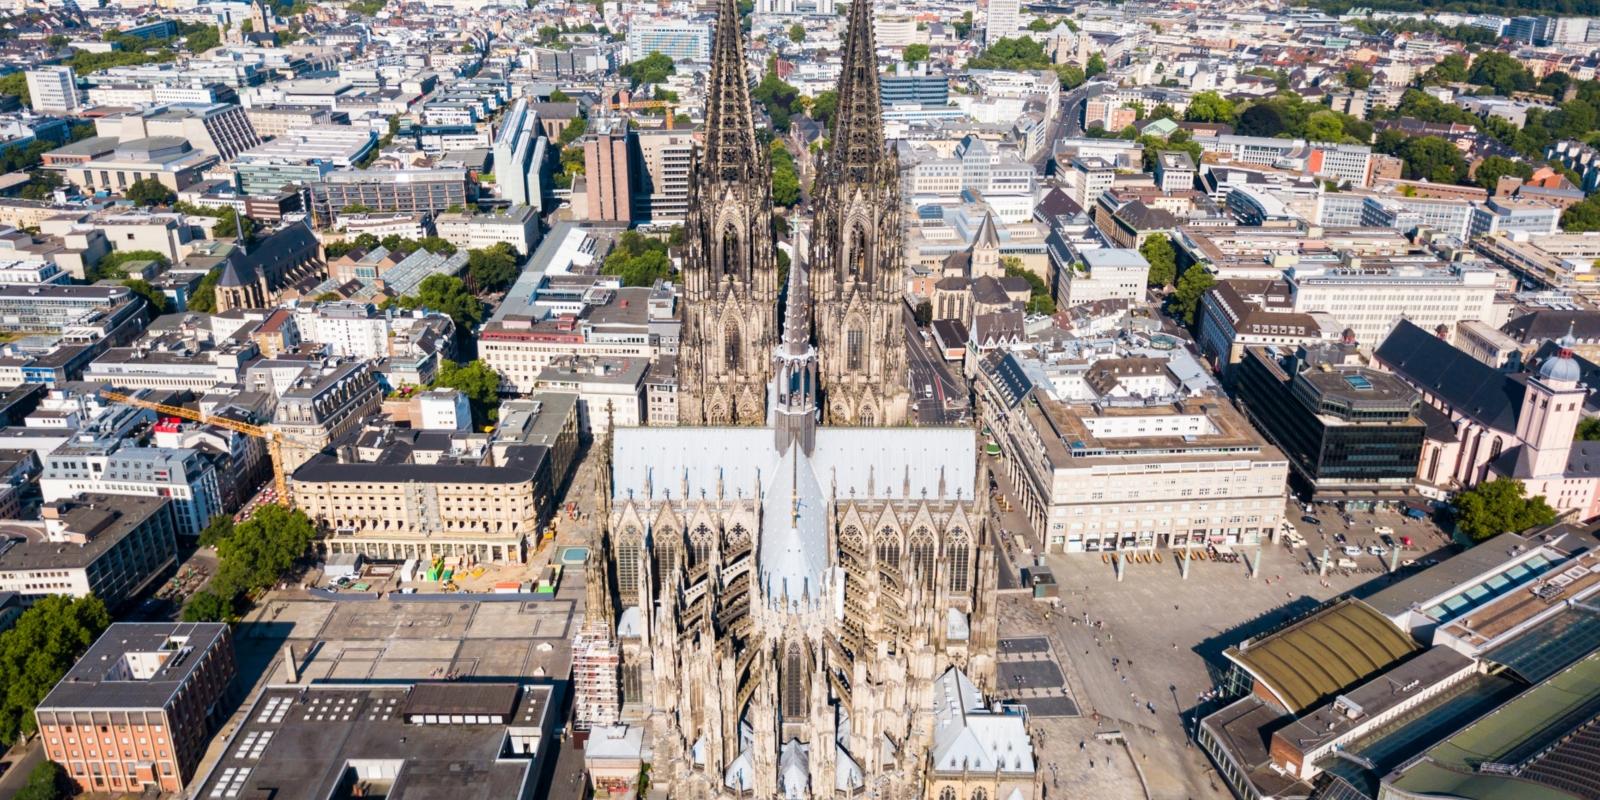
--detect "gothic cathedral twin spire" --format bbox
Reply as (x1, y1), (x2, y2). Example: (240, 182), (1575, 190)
(678, 0), (910, 427)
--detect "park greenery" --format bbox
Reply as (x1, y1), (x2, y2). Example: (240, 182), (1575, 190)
(1002, 257), (1055, 315)
(1140, 234), (1178, 288)
(431, 359), (505, 427)
(89, 250), (169, 282)
(0, 596), (111, 744)
(602, 229), (674, 287)
(620, 51), (675, 88)
(184, 505), (318, 622)
(770, 140), (800, 207)
(1170, 264), (1216, 326)
(125, 177), (176, 208)
(1453, 478), (1557, 542)
(385, 274), (487, 331)
(467, 241), (521, 292)
(752, 61), (802, 132)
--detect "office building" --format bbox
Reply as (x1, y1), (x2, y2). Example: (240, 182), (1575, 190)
(40, 445), (222, 538)
(435, 205), (540, 255)
(584, 124), (632, 222)
(37, 623), (236, 795)
(1155, 151), (1196, 193)
(291, 445), (551, 564)
(231, 126), (377, 196)
(194, 682), (556, 800)
(625, 19), (713, 64)
(1234, 342), (1425, 503)
(986, 0), (1020, 45)
(315, 169), (473, 216)
(26, 66), (81, 113)
(493, 98), (550, 211)
(63, 138), (214, 194)
(270, 360), (383, 473)
(881, 73), (950, 107)
(1052, 247), (1150, 309)
(976, 352), (1289, 554)
(1285, 260), (1499, 349)
(632, 129), (693, 222)
(95, 103), (262, 162)
(0, 494), (178, 609)
(0, 284), (145, 337)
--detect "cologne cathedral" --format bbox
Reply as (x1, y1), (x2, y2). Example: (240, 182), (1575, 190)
(581, 0), (1038, 798)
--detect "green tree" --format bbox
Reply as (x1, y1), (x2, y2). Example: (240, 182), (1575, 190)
(1170, 265), (1215, 326)
(1140, 234), (1177, 287)
(0, 596), (111, 744)
(789, 22), (805, 42)
(968, 37), (1050, 71)
(1467, 51), (1534, 95)
(954, 10), (973, 39)
(1344, 64), (1373, 89)
(1002, 257), (1054, 315)
(0, 72), (30, 108)
(181, 590), (234, 623)
(90, 249), (170, 281)
(123, 278), (169, 315)
(621, 51), (675, 87)
(185, 25), (221, 52)
(431, 359), (504, 427)
(1562, 193), (1600, 232)
(770, 139), (800, 207)
(1085, 52), (1107, 78)
(1453, 477), (1557, 542)
(1236, 102), (1290, 137)
(466, 242), (520, 291)
(394, 274), (485, 330)
(904, 43), (929, 64)
(125, 178), (175, 207)
(751, 64), (801, 132)
(1401, 135), (1468, 184)
(13, 759), (67, 800)
(188, 267), (221, 313)
(1304, 110), (1345, 142)
(602, 230), (673, 287)
(1423, 52), (1469, 85)
(1474, 155), (1534, 191)
(1576, 417), (1600, 441)
(549, 88), (571, 102)
(1184, 91), (1235, 124)
(1056, 64), (1086, 90)
(197, 514), (235, 548)
(809, 90), (838, 127)
(557, 116), (588, 147)
(211, 505), (317, 601)
(1027, 17), (1052, 32)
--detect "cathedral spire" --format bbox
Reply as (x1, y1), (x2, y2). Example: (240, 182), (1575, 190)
(773, 259), (817, 455)
(703, 0), (761, 181)
(828, 0), (885, 178)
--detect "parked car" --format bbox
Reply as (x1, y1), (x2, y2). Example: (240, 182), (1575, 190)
(1368, 545), (1387, 557)
(1342, 546), (1362, 557)
(1302, 515), (1322, 525)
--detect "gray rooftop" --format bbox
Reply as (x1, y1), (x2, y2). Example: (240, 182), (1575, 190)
(1363, 532), (1542, 619)
(0, 494), (170, 572)
(38, 622), (229, 711)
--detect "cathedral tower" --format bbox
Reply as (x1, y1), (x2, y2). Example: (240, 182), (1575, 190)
(809, 0), (911, 426)
(678, 0), (780, 425)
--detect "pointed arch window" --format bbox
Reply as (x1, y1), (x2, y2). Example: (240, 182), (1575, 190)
(847, 327), (864, 371)
(947, 529), (970, 593)
(876, 527), (900, 569)
(652, 529), (676, 591)
(782, 642), (807, 721)
(721, 226), (740, 277)
(617, 528), (642, 603)
(690, 524), (713, 569)
(849, 225), (869, 282)
(910, 527), (936, 590)
(724, 323), (741, 370)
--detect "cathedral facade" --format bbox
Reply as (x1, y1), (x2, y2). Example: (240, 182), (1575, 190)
(581, 2), (1037, 798)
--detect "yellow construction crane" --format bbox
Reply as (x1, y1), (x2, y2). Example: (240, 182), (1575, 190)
(100, 390), (307, 507)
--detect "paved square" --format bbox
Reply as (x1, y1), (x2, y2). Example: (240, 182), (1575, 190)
(1015, 695), (1079, 717)
(999, 660), (1065, 690)
(999, 636), (1051, 654)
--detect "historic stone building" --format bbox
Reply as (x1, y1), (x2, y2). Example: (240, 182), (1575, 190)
(808, 0), (912, 426)
(580, 6), (1035, 798)
(676, 0), (780, 425)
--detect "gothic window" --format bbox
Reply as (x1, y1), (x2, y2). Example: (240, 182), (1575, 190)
(622, 663), (643, 703)
(726, 524), (750, 552)
(652, 531), (676, 591)
(947, 529), (971, 593)
(847, 327), (864, 371)
(618, 528), (642, 603)
(782, 643), (807, 721)
(910, 527), (935, 590)
(876, 528), (900, 569)
(1489, 437), (1503, 461)
(971, 791), (988, 800)
(840, 526), (865, 557)
(939, 790), (957, 800)
(724, 323), (741, 370)
(721, 226), (739, 277)
(859, 407), (874, 426)
(690, 524), (713, 568)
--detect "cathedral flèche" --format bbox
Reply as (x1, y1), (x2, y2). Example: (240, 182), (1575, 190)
(579, 1), (1040, 798)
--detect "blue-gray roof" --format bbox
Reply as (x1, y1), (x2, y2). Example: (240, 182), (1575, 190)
(1376, 319), (1524, 435)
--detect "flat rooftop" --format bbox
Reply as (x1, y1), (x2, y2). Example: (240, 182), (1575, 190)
(1435, 548), (1600, 650)
(197, 682), (553, 800)
(39, 622), (228, 711)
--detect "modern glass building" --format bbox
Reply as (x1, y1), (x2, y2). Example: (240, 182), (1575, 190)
(1234, 341), (1425, 505)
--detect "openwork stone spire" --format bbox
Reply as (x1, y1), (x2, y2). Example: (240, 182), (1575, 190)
(703, 0), (761, 182)
(828, 0), (886, 178)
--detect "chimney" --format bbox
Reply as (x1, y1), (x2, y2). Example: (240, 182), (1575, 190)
(282, 643), (299, 684)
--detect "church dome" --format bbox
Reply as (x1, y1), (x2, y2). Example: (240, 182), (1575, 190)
(1539, 332), (1581, 385)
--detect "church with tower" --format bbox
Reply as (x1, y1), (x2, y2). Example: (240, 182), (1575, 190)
(580, 1), (1039, 798)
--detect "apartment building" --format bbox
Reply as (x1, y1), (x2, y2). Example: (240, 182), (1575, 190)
(976, 352), (1288, 554)
(435, 205), (540, 255)
(292, 445), (552, 564)
(40, 445), (223, 537)
(632, 129), (693, 223)
(625, 19), (712, 63)
(37, 623), (236, 795)
(1284, 259), (1499, 348)
(0, 494), (178, 609)
(584, 124), (632, 222)
(27, 66), (81, 113)
(270, 360), (383, 472)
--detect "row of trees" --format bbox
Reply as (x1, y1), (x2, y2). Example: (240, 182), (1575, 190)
(184, 506), (318, 622)
(0, 596), (111, 744)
